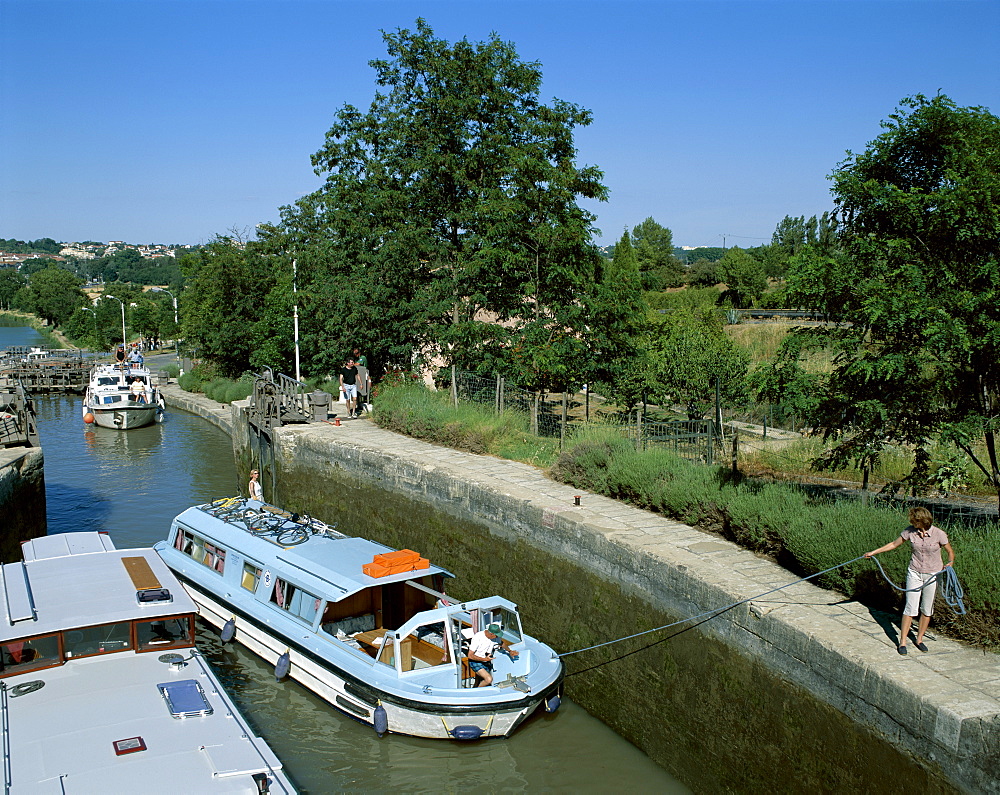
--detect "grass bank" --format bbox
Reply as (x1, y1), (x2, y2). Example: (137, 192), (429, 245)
(373, 381), (999, 651)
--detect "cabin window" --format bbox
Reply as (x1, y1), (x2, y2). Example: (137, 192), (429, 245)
(0, 634), (61, 677)
(479, 606), (522, 645)
(135, 615), (194, 652)
(63, 621), (132, 659)
(242, 562), (262, 593)
(270, 579), (321, 625)
(398, 621), (452, 672)
(175, 528), (226, 575)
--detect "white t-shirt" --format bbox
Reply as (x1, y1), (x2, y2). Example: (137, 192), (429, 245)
(468, 630), (499, 660)
(249, 478), (263, 501)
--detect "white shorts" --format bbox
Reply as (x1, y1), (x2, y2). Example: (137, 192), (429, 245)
(903, 568), (939, 617)
(342, 384), (358, 399)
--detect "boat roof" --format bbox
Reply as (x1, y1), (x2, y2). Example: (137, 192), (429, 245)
(2, 532), (294, 792)
(176, 502), (453, 601)
(1, 533), (197, 641)
(4, 651), (293, 792)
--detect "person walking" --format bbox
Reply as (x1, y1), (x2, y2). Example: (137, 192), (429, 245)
(339, 357), (360, 418)
(865, 507), (955, 655)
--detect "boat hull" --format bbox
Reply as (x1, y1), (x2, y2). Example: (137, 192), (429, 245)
(86, 401), (160, 429)
(179, 574), (563, 740)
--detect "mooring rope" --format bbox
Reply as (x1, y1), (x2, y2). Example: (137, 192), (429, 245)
(557, 555), (966, 659)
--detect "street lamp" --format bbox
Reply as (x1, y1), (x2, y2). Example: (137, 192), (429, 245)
(96, 294), (126, 350)
(150, 287), (179, 360)
(292, 259), (301, 383)
(80, 306), (98, 348)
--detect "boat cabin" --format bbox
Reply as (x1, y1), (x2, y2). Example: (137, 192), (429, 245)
(168, 505), (530, 689)
(0, 533), (196, 679)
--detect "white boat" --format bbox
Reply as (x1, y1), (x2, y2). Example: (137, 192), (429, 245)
(83, 362), (164, 429)
(155, 497), (565, 741)
(0, 531), (296, 793)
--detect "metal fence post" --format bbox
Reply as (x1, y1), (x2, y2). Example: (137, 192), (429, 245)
(732, 431), (739, 477)
(495, 373), (501, 414)
(499, 377), (505, 414)
(531, 393), (539, 436)
(451, 365), (458, 408)
(560, 392), (567, 451)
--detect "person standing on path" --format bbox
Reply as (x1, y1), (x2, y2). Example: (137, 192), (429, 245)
(865, 506), (955, 655)
(355, 361), (372, 415)
(248, 469), (263, 502)
(339, 357), (360, 418)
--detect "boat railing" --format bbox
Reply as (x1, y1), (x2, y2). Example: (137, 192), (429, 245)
(0, 682), (11, 792)
(248, 367), (311, 430)
(0, 378), (39, 449)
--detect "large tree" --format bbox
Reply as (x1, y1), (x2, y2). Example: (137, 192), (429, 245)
(274, 19), (607, 389)
(631, 217), (684, 290)
(25, 266), (86, 326)
(787, 94), (1000, 503)
(180, 238), (291, 376)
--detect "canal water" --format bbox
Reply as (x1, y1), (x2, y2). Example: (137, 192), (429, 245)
(7, 327), (686, 793)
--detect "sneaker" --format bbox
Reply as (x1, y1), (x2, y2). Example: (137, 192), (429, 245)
(915, 642), (929, 652)
(897, 645), (907, 655)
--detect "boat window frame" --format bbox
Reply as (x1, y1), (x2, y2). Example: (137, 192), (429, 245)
(269, 577), (322, 627)
(396, 620), (455, 676)
(241, 560), (263, 594)
(62, 620), (133, 660)
(134, 613), (196, 653)
(174, 525), (227, 576)
(0, 632), (63, 678)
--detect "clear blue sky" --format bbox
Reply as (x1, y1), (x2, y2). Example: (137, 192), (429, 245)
(2, 0), (997, 248)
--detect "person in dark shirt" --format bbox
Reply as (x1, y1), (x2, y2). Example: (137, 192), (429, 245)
(339, 358), (359, 418)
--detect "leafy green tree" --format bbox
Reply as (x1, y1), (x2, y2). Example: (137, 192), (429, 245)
(275, 19), (606, 389)
(24, 266), (86, 325)
(585, 229), (646, 392)
(787, 94), (1000, 504)
(180, 239), (290, 376)
(631, 217), (684, 290)
(622, 308), (748, 417)
(717, 247), (766, 308)
(686, 258), (720, 287)
(0, 269), (26, 309)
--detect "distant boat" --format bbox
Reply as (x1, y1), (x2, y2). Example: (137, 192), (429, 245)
(83, 362), (164, 429)
(1, 531), (295, 793)
(156, 497), (565, 740)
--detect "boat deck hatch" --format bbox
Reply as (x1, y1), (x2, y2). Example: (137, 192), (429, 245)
(137, 588), (173, 604)
(157, 679), (213, 718)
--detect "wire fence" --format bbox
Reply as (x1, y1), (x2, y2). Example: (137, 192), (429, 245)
(451, 369), (717, 464)
(448, 369), (998, 525)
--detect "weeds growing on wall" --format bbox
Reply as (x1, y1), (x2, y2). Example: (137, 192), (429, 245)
(373, 378), (999, 650)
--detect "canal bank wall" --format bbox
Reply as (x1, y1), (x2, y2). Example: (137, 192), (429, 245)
(160, 384), (998, 793)
(0, 448), (46, 562)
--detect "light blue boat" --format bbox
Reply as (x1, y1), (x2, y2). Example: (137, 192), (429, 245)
(155, 497), (564, 740)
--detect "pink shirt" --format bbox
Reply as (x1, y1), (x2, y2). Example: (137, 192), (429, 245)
(900, 525), (949, 573)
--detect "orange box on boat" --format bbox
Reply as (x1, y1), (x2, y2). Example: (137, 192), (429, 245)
(362, 562), (392, 578)
(373, 549), (420, 567)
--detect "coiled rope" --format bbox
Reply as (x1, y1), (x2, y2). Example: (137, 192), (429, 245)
(558, 555), (966, 660)
(866, 556), (966, 615)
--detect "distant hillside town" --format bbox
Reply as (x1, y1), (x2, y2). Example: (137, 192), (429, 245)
(0, 237), (195, 268)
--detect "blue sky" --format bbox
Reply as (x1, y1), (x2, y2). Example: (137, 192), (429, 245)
(2, 0), (997, 248)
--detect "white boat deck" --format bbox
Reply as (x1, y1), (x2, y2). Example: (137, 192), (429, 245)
(0, 534), (295, 793)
